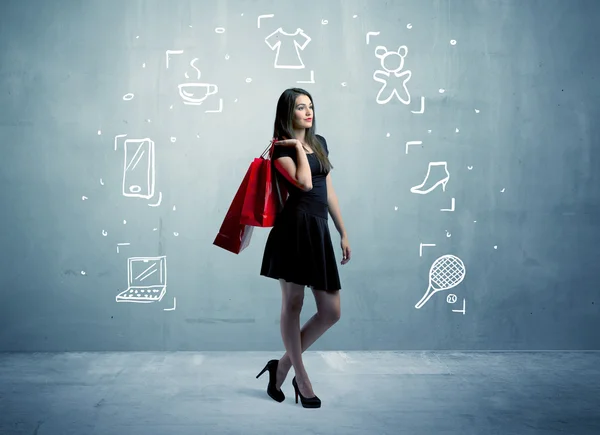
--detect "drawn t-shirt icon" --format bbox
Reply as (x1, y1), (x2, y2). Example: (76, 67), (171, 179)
(265, 28), (311, 69)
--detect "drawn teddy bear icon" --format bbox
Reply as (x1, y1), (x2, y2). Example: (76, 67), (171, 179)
(373, 45), (412, 105)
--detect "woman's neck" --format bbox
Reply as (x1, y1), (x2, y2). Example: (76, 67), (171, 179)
(293, 128), (306, 143)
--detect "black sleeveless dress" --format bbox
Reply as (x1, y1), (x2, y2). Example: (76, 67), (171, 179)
(260, 135), (341, 292)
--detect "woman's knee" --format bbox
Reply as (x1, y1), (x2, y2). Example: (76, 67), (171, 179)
(315, 290), (341, 324)
(283, 295), (304, 313)
(320, 305), (341, 324)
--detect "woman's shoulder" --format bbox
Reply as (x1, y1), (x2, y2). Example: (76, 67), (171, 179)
(272, 143), (297, 160)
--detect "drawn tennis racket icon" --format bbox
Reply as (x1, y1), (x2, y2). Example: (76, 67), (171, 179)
(415, 254), (466, 309)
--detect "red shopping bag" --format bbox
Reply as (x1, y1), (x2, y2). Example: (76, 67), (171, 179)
(240, 142), (288, 227)
(213, 163), (255, 254)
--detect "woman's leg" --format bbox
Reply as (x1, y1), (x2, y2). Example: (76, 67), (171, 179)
(278, 279), (314, 395)
(276, 288), (341, 389)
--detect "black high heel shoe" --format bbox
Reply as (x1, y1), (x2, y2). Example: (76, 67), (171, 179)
(256, 359), (285, 402)
(292, 376), (321, 408)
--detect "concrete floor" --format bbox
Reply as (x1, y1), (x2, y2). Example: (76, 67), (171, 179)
(0, 351), (599, 435)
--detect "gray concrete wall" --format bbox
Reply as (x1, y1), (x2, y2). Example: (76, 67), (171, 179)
(1, 0), (598, 351)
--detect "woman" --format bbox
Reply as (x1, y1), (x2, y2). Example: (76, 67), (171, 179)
(257, 88), (352, 408)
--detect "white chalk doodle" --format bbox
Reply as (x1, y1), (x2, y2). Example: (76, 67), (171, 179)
(184, 58), (197, 79)
(114, 136), (160, 206)
(411, 96), (425, 114)
(321, 19), (328, 25)
(297, 70), (315, 84)
(450, 40), (457, 45)
(419, 243), (436, 257)
(164, 297), (177, 311)
(148, 191), (163, 207)
(439, 88), (445, 93)
(447, 294), (458, 304)
(116, 242), (130, 254)
(113, 134), (127, 151)
(373, 45), (412, 105)
(441, 198), (455, 212)
(97, 130), (102, 135)
(265, 28), (311, 69)
(119, 137), (156, 200)
(102, 230), (107, 236)
(500, 188), (505, 193)
(405, 140), (423, 154)
(366, 31), (380, 44)
(406, 23), (412, 29)
(205, 98), (223, 113)
(215, 27), (225, 33)
(166, 49), (184, 69)
(178, 58), (219, 107)
(257, 14), (274, 28)
(415, 254), (466, 309)
(410, 162), (449, 194)
(81, 271), (86, 275)
(123, 93), (134, 101)
(467, 166), (473, 170)
(116, 256), (167, 303)
(452, 298), (466, 314)
(475, 109), (480, 113)
(82, 196), (88, 201)
(455, 128), (460, 133)
(446, 230), (451, 238)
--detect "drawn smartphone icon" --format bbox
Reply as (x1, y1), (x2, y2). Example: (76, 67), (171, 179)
(122, 138), (155, 199)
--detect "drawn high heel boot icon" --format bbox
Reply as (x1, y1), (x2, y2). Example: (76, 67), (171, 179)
(410, 162), (450, 194)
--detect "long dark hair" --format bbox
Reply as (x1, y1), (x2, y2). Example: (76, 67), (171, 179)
(272, 88), (333, 173)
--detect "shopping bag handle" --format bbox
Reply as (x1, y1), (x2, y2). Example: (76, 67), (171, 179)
(260, 139), (277, 159)
(259, 139), (286, 212)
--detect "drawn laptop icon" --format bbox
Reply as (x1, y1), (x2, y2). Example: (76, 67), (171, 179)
(116, 256), (167, 303)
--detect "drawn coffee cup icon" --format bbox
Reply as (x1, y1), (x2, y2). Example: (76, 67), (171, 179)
(178, 83), (218, 105)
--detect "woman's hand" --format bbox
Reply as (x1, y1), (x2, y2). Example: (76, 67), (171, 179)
(340, 236), (351, 265)
(272, 138), (300, 147)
